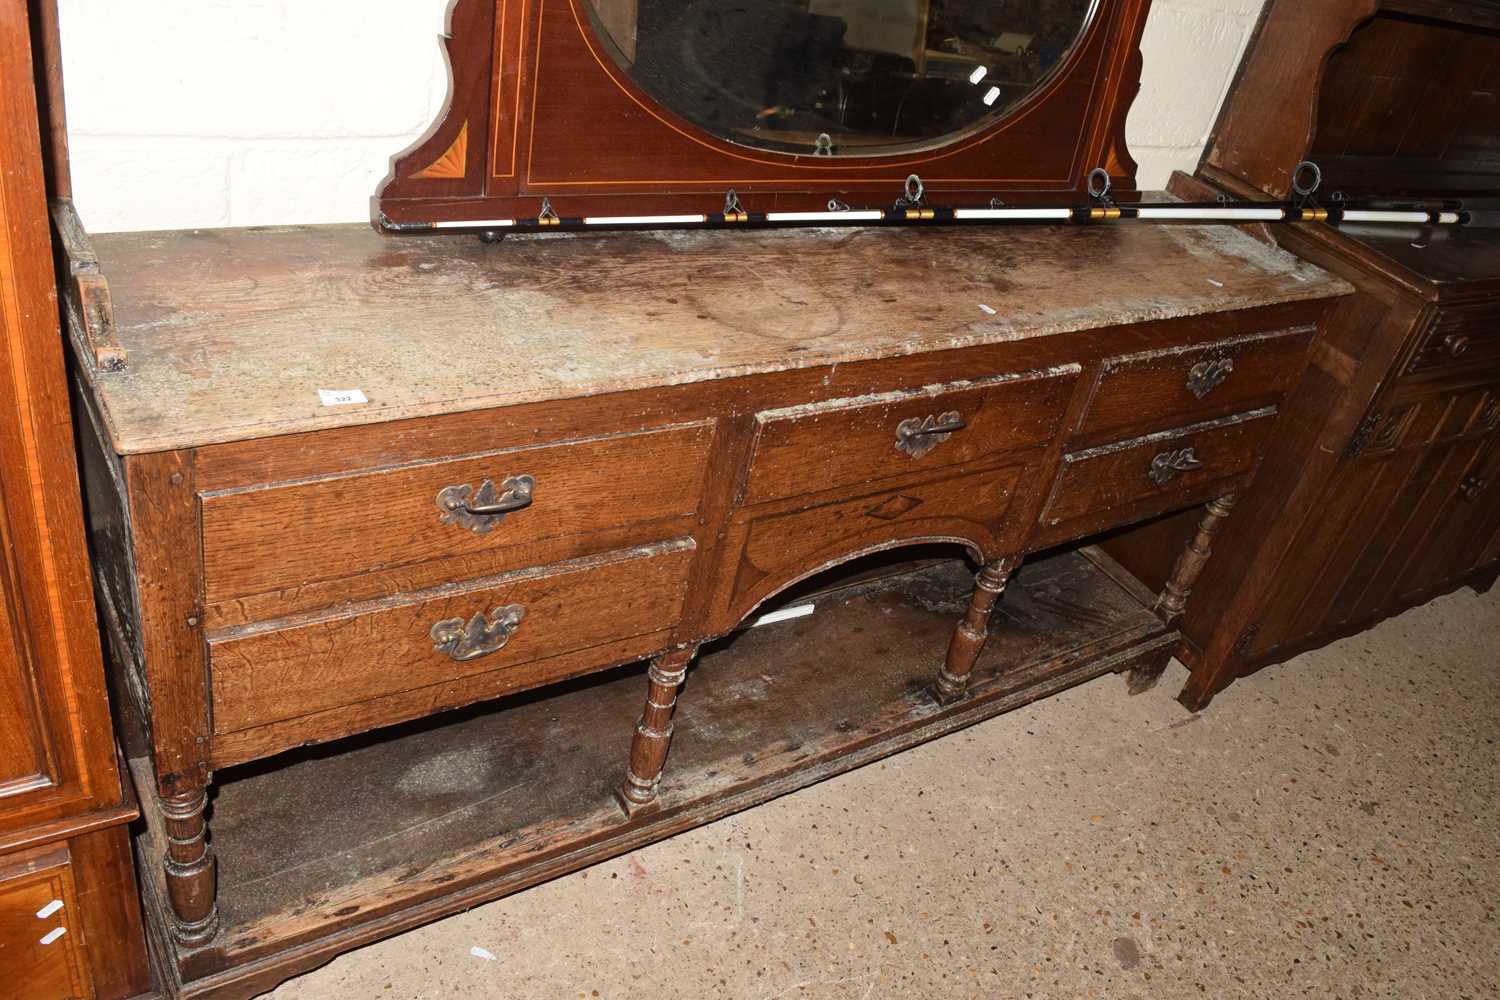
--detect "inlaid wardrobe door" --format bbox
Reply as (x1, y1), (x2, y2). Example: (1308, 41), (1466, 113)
(0, 0), (120, 830)
(0, 514), (56, 800)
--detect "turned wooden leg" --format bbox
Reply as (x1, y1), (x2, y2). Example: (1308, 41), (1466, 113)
(1126, 491), (1239, 695)
(934, 556), (1019, 704)
(159, 780), (219, 947)
(619, 646), (697, 815)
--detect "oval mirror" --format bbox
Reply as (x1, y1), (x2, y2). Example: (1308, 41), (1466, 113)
(586, 0), (1100, 157)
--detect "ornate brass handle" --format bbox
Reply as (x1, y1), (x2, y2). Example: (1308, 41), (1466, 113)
(1149, 447), (1204, 486)
(430, 604), (525, 661)
(1461, 475), (1488, 502)
(1186, 357), (1234, 399)
(436, 474), (535, 534)
(895, 411), (967, 459)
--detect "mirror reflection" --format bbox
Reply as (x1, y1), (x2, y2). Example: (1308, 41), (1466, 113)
(587, 0), (1098, 155)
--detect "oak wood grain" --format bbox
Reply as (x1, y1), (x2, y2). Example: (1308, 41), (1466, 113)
(741, 367), (1079, 506)
(1036, 409), (1276, 548)
(1071, 326), (1314, 447)
(200, 421), (712, 604)
(209, 542), (695, 735)
(710, 457), (1039, 633)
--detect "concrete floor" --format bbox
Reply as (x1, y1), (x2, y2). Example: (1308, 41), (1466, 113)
(270, 584), (1499, 1000)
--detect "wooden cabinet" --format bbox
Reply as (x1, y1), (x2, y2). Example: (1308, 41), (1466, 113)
(0, 848), (94, 1000)
(1101, 0), (1500, 709)
(0, 2), (151, 998)
(60, 214), (1345, 996)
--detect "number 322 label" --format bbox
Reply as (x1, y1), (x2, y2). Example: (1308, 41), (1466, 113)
(318, 388), (368, 407)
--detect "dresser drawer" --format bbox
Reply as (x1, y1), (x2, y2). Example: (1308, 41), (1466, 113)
(1034, 408), (1278, 546)
(1405, 302), (1500, 380)
(208, 541), (695, 735)
(201, 423), (713, 607)
(714, 457), (1035, 630)
(1073, 327), (1312, 446)
(0, 847), (92, 1000)
(740, 366), (1080, 506)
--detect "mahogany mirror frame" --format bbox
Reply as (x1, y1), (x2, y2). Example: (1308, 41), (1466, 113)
(376, 0), (1153, 229)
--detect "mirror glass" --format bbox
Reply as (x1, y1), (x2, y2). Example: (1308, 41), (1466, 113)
(587, 0), (1099, 156)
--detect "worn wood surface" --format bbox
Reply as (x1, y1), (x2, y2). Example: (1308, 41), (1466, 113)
(123, 450), (221, 946)
(85, 222), (1343, 454)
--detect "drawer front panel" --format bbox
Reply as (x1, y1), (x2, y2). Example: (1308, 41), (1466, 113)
(1406, 302), (1500, 379)
(1074, 326), (1312, 446)
(0, 847), (92, 1000)
(741, 366), (1079, 506)
(209, 541), (694, 734)
(714, 458), (1034, 631)
(1036, 409), (1277, 545)
(201, 423), (712, 604)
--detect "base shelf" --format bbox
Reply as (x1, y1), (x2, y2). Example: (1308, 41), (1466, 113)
(135, 545), (1174, 999)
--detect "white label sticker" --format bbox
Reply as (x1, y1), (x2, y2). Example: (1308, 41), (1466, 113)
(978, 303), (998, 315)
(40, 927), (66, 945)
(35, 900), (63, 919)
(318, 388), (368, 407)
(470, 946), (497, 961)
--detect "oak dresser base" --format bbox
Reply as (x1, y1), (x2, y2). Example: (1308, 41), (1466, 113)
(128, 548), (1173, 999)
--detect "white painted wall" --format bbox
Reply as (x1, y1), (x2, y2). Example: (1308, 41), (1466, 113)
(58, 0), (1265, 233)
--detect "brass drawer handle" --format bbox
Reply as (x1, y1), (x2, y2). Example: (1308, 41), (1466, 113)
(1149, 447), (1204, 486)
(436, 474), (535, 534)
(1461, 475), (1488, 502)
(895, 411), (967, 459)
(431, 604), (526, 661)
(1443, 334), (1470, 359)
(1186, 357), (1234, 399)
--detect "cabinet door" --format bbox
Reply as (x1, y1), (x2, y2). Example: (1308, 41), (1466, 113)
(1396, 433), (1500, 597)
(1332, 434), (1488, 618)
(0, 0), (119, 831)
(0, 847), (94, 999)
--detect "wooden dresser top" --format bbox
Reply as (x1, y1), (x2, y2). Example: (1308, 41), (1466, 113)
(85, 221), (1348, 454)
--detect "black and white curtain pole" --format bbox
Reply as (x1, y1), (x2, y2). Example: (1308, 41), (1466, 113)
(382, 163), (1486, 238)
